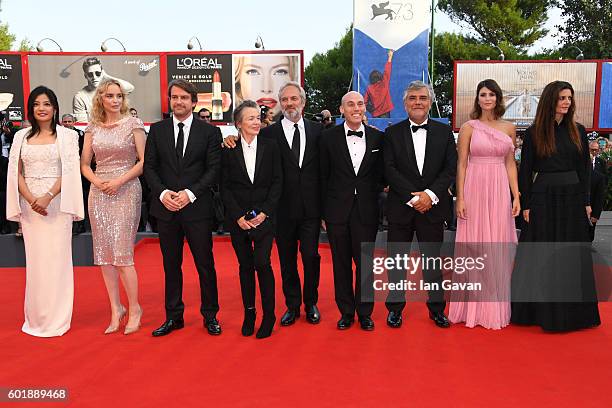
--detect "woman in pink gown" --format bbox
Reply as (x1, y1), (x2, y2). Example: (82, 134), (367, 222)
(449, 79), (520, 329)
(6, 86), (83, 337)
(81, 79), (146, 335)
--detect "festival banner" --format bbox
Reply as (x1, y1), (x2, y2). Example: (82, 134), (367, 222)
(454, 61), (598, 130)
(27, 54), (161, 123)
(166, 53), (233, 123)
(0, 54), (25, 122)
(353, 0), (431, 123)
(598, 61), (612, 129)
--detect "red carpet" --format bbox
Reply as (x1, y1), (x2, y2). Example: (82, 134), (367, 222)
(0, 238), (610, 407)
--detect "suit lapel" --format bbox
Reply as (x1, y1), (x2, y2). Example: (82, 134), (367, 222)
(165, 119), (180, 172)
(181, 118), (197, 165)
(254, 138), (265, 183)
(336, 125), (354, 173)
(401, 122), (420, 175)
(357, 126), (375, 177)
(302, 120), (316, 167)
(421, 123), (436, 177)
(234, 139), (250, 182)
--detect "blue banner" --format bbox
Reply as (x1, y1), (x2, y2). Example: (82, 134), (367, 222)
(353, 1), (430, 119)
(599, 62), (612, 128)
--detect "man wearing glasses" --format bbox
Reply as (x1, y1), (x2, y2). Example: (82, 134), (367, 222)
(198, 108), (211, 122)
(72, 56), (135, 122)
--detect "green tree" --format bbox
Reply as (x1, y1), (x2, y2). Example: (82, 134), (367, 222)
(554, 0), (611, 58)
(437, 0), (552, 51)
(433, 0), (554, 122)
(0, 22), (16, 50)
(304, 26), (352, 116)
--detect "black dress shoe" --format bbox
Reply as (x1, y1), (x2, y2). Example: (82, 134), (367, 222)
(429, 311), (450, 328)
(305, 305), (321, 324)
(152, 319), (184, 337)
(205, 317), (222, 335)
(242, 308), (256, 337)
(280, 309), (300, 326)
(337, 315), (355, 330)
(386, 311), (402, 328)
(359, 316), (375, 331)
(256, 315), (276, 339)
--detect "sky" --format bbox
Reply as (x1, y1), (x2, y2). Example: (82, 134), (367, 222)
(1, 0), (563, 64)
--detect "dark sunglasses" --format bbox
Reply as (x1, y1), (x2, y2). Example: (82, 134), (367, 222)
(86, 71), (102, 78)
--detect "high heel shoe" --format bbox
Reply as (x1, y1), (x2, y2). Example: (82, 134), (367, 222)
(242, 308), (256, 337)
(124, 306), (143, 335)
(104, 305), (127, 334)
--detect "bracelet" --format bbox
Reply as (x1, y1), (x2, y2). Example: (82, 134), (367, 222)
(46, 191), (55, 198)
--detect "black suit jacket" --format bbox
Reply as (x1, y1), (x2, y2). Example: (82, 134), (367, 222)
(259, 119), (323, 220)
(384, 118), (457, 224)
(221, 136), (283, 232)
(144, 117), (222, 222)
(320, 124), (384, 224)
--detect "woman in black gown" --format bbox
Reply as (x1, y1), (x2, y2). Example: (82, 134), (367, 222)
(511, 81), (600, 332)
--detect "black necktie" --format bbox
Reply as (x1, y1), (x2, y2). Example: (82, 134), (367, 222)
(347, 130), (363, 137)
(176, 122), (184, 160)
(291, 123), (300, 163)
(411, 123), (428, 133)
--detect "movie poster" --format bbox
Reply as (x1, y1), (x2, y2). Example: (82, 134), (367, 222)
(28, 54), (161, 123)
(232, 53), (301, 120)
(0, 54), (25, 122)
(454, 61), (598, 129)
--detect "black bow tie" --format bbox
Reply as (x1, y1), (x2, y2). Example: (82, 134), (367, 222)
(411, 124), (428, 133)
(347, 130), (363, 137)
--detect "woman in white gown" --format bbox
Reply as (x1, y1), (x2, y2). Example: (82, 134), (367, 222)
(6, 86), (83, 337)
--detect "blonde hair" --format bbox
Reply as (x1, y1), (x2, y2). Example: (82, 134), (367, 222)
(90, 78), (130, 124)
(234, 55), (299, 103)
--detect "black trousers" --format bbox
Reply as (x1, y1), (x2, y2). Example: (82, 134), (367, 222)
(229, 225), (275, 316)
(276, 216), (321, 310)
(157, 216), (219, 320)
(326, 199), (377, 318)
(385, 215), (446, 314)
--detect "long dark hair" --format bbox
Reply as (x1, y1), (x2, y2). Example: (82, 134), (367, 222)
(470, 79), (505, 120)
(27, 86), (60, 139)
(533, 81), (581, 157)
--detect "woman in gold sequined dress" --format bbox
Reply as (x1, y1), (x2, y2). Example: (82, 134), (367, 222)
(81, 79), (146, 335)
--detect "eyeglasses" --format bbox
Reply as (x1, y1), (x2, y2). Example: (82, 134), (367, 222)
(200, 115), (211, 120)
(86, 71), (102, 78)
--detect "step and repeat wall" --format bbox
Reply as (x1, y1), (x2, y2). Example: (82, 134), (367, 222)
(0, 50), (303, 126)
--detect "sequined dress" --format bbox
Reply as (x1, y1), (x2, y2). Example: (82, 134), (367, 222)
(20, 140), (74, 337)
(88, 116), (144, 266)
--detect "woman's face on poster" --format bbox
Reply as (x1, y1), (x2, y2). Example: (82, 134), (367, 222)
(237, 55), (293, 117)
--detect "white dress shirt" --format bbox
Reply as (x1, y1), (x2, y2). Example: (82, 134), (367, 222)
(407, 118), (439, 207)
(241, 135), (257, 183)
(159, 113), (196, 203)
(344, 122), (366, 176)
(281, 117), (306, 167)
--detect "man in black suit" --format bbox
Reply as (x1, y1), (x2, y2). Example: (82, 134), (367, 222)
(221, 100), (283, 338)
(144, 79), (222, 336)
(384, 80), (457, 329)
(589, 141), (607, 242)
(224, 82), (324, 326)
(320, 91), (384, 330)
